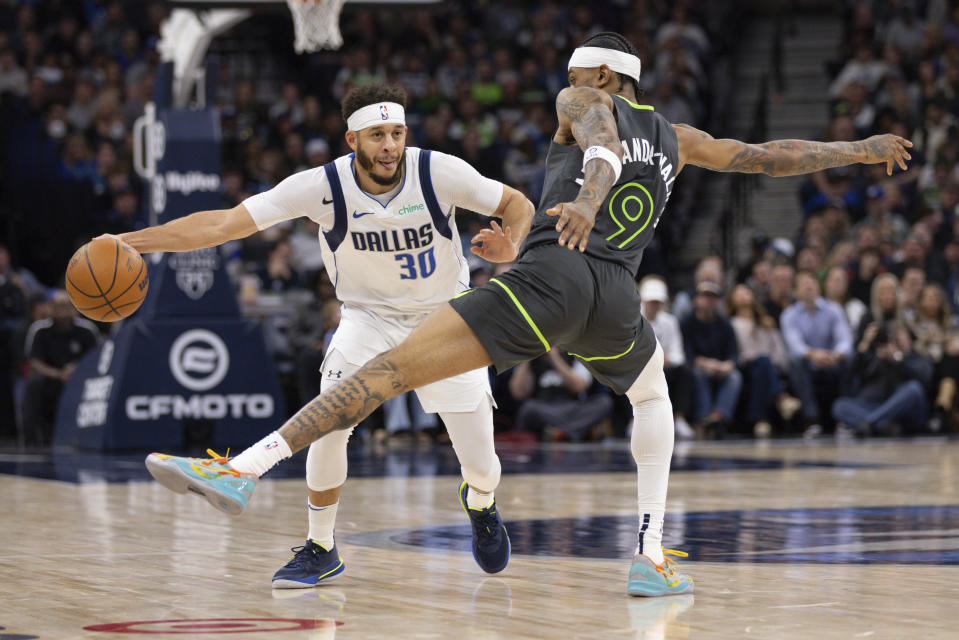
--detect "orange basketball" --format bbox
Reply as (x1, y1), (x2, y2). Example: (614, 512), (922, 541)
(65, 237), (149, 322)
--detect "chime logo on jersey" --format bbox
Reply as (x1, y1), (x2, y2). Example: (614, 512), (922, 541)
(397, 202), (425, 216)
(350, 222), (434, 252)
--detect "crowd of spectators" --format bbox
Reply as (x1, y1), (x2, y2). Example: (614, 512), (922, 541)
(630, 0), (959, 440)
(0, 0), (724, 445)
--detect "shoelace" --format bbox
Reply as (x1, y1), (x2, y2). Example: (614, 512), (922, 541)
(286, 544), (320, 567)
(469, 506), (502, 544)
(286, 544), (334, 567)
(656, 548), (692, 585)
(199, 449), (243, 477)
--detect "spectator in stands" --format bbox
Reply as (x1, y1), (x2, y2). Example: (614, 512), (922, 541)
(833, 321), (932, 436)
(0, 48), (28, 98)
(829, 43), (888, 98)
(899, 265), (927, 326)
(21, 291), (98, 447)
(727, 284), (799, 437)
(256, 239), (303, 293)
(909, 283), (959, 431)
(510, 349), (613, 442)
(639, 276), (694, 440)
(858, 272), (904, 342)
(848, 245), (884, 304)
(857, 185), (909, 245)
(823, 265), (868, 333)
(763, 263), (795, 325)
(0, 245), (27, 440)
(682, 280), (740, 434)
(781, 271), (854, 438)
(672, 255), (724, 322)
(744, 258), (772, 303)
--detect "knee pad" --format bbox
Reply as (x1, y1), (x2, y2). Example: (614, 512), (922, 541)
(461, 453), (501, 494)
(626, 341), (670, 406)
(441, 397), (501, 493)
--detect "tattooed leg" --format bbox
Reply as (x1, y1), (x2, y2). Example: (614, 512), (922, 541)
(278, 304), (493, 453)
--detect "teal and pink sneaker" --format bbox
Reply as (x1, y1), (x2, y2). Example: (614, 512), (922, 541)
(145, 450), (257, 515)
(627, 549), (694, 597)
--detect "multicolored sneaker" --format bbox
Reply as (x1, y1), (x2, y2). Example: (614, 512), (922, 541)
(458, 480), (510, 574)
(627, 549), (694, 597)
(145, 450), (257, 516)
(272, 540), (346, 589)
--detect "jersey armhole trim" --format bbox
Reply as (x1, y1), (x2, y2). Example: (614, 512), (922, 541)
(418, 150), (453, 240)
(322, 162), (349, 252)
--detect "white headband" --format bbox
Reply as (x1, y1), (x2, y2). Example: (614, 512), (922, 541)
(346, 102), (406, 132)
(568, 46), (642, 82)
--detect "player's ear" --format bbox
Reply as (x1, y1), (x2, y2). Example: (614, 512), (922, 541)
(345, 129), (358, 152)
(597, 65), (615, 90)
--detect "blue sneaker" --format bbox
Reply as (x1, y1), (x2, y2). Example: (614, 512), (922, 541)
(272, 540), (345, 589)
(458, 480), (510, 573)
(145, 450), (257, 516)
(627, 549), (694, 597)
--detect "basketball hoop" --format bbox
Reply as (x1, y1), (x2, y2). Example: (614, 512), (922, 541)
(286, 0), (346, 52)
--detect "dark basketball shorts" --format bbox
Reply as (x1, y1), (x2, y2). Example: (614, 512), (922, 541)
(449, 244), (657, 395)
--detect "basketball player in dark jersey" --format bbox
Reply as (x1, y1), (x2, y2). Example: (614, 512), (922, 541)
(146, 32), (912, 597)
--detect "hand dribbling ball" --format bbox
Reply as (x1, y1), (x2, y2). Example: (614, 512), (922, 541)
(65, 236), (149, 322)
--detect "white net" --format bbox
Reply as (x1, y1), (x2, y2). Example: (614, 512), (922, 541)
(286, 0), (346, 52)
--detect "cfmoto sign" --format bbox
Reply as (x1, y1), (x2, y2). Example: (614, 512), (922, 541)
(169, 329), (229, 391)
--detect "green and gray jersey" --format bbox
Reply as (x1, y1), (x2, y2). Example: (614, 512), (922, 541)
(523, 94), (679, 273)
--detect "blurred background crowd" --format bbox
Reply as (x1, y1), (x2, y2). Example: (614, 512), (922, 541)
(1, 0), (957, 447)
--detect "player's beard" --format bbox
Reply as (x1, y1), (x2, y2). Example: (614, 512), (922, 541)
(356, 147), (405, 187)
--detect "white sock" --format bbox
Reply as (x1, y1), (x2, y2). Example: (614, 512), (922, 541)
(635, 512), (665, 565)
(307, 500), (338, 550)
(229, 431), (293, 477)
(466, 487), (494, 510)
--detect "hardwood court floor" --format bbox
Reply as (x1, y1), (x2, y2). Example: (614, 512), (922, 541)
(1, 439), (958, 639)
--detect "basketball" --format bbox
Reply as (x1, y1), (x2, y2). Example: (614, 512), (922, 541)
(65, 236), (149, 322)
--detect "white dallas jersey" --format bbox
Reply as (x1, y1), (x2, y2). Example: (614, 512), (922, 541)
(243, 147), (503, 317)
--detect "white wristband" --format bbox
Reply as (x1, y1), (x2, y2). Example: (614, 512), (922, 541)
(582, 145), (622, 183)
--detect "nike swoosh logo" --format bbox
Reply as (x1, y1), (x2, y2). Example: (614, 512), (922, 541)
(323, 196), (333, 204)
(352, 211), (375, 218)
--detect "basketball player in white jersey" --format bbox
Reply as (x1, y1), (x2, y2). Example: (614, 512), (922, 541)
(114, 83), (535, 586)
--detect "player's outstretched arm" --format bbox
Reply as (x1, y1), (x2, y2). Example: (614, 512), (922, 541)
(673, 123), (913, 177)
(104, 204), (259, 254)
(547, 86), (624, 252)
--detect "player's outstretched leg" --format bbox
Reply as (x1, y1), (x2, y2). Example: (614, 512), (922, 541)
(272, 540), (345, 588)
(625, 342), (694, 596)
(458, 480), (510, 573)
(145, 304), (492, 514)
(145, 450), (258, 516)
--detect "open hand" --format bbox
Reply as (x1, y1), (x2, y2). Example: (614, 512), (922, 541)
(470, 220), (517, 263)
(546, 201), (595, 252)
(864, 134), (913, 175)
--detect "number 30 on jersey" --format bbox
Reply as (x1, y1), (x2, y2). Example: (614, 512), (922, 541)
(395, 247), (437, 280)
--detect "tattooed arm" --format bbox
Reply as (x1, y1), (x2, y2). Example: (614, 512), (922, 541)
(547, 86), (624, 251)
(673, 123), (913, 177)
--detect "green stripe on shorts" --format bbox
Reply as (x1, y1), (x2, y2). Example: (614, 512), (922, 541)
(488, 277), (551, 351)
(569, 340), (635, 361)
